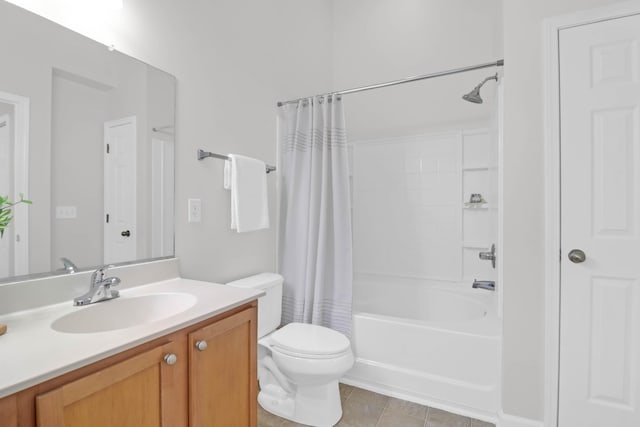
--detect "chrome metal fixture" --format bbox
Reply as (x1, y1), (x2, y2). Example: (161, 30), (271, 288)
(60, 257), (78, 274)
(73, 265), (121, 306)
(472, 279), (495, 291)
(197, 149), (276, 173)
(277, 59), (504, 107)
(479, 244), (496, 269)
(164, 353), (178, 366)
(152, 124), (175, 134)
(462, 74), (499, 104)
(568, 249), (586, 264)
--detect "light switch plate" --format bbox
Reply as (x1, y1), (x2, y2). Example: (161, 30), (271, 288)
(188, 199), (201, 223)
(56, 206), (77, 219)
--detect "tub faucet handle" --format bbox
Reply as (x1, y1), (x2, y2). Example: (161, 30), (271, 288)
(478, 244), (496, 269)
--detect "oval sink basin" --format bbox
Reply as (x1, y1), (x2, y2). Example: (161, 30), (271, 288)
(52, 292), (197, 334)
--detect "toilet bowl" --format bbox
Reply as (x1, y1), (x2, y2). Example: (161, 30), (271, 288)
(226, 274), (354, 427)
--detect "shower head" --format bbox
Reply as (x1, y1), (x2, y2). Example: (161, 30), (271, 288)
(462, 87), (484, 104)
(462, 73), (498, 104)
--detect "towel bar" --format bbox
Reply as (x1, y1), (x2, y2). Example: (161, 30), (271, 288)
(197, 149), (276, 173)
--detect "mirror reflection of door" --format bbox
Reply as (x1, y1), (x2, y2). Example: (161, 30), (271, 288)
(104, 117), (137, 264)
(0, 93), (29, 277)
(0, 3), (176, 282)
(0, 110), (12, 277)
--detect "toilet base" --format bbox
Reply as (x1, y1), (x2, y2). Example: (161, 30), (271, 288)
(258, 380), (343, 427)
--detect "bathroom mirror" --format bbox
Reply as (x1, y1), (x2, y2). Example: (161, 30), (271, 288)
(0, 2), (176, 282)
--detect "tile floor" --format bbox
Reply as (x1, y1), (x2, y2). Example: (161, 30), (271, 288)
(258, 383), (495, 427)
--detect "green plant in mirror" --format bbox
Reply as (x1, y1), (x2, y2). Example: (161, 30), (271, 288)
(0, 194), (32, 237)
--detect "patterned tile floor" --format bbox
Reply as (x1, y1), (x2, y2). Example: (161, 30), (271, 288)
(258, 383), (495, 427)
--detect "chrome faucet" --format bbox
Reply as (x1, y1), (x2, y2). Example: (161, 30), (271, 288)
(73, 265), (121, 306)
(60, 257), (78, 274)
(472, 279), (495, 291)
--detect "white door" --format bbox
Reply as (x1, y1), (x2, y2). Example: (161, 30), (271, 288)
(0, 114), (11, 276)
(104, 117), (137, 264)
(559, 14), (640, 427)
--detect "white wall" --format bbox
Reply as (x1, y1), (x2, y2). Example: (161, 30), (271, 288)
(3, 0), (333, 283)
(335, 0), (502, 295)
(501, 0), (632, 421)
(352, 129), (497, 285)
(332, 0), (503, 141)
(353, 132), (462, 281)
(51, 72), (108, 267)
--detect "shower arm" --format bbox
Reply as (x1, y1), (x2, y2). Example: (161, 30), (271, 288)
(473, 74), (499, 91)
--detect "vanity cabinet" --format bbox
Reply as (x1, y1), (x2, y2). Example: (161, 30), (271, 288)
(4, 302), (256, 427)
(189, 307), (257, 427)
(0, 394), (18, 427)
(35, 341), (186, 427)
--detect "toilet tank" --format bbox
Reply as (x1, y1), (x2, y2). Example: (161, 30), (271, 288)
(226, 273), (283, 338)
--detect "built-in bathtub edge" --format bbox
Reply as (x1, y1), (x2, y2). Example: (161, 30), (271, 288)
(348, 278), (501, 421)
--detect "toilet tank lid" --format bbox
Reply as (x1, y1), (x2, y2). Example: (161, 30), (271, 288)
(269, 323), (350, 357)
(226, 273), (283, 290)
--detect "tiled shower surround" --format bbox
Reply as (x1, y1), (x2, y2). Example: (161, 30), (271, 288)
(351, 129), (497, 284)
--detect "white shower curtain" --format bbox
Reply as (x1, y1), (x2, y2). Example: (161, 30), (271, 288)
(277, 95), (353, 336)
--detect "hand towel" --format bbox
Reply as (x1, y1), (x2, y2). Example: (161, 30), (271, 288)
(223, 160), (231, 190)
(229, 154), (270, 232)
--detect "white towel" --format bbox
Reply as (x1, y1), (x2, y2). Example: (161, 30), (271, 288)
(223, 160), (231, 190)
(228, 154), (270, 232)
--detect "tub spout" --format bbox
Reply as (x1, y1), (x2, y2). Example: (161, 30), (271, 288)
(472, 280), (495, 291)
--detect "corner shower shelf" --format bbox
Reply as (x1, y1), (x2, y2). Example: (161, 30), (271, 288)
(463, 203), (489, 209)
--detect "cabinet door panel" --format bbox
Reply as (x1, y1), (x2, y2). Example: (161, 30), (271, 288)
(36, 341), (186, 427)
(0, 395), (18, 427)
(189, 307), (257, 427)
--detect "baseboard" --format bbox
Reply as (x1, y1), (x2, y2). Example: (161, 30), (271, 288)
(498, 411), (544, 427)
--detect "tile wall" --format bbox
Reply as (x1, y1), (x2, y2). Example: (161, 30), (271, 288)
(352, 129), (496, 284)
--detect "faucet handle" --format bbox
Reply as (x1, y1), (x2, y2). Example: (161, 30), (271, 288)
(60, 257), (78, 273)
(91, 264), (115, 285)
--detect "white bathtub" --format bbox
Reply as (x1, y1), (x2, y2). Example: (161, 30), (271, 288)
(343, 276), (500, 421)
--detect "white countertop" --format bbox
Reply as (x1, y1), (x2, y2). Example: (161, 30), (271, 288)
(0, 277), (263, 398)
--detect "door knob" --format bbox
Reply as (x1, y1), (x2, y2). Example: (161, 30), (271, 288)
(121, 230), (131, 237)
(195, 340), (208, 351)
(568, 249), (586, 264)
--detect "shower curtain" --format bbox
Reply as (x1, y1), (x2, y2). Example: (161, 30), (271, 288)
(277, 94), (353, 336)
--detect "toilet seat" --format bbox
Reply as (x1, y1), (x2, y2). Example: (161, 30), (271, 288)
(267, 323), (351, 359)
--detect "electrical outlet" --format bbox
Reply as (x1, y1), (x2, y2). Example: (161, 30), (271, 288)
(188, 199), (201, 223)
(56, 206), (77, 219)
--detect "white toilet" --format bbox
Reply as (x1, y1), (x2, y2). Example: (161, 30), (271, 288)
(227, 273), (354, 427)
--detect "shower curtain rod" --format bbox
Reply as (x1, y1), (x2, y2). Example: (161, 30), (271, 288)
(277, 59), (504, 107)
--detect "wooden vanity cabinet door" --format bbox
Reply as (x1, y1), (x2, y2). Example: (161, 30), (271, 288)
(0, 394), (18, 427)
(35, 341), (187, 427)
(189, 306), (257, 427)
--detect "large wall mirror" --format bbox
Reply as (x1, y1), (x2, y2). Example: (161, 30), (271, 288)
(0, 2), (176, 282)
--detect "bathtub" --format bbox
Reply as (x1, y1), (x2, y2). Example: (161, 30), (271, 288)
(343, 275), (500, 421)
